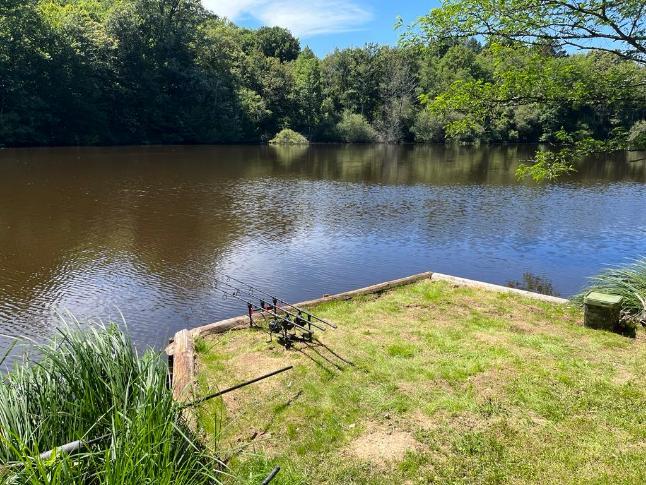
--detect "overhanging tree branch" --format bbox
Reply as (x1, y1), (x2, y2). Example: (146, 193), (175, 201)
(413, 0), (646, 64)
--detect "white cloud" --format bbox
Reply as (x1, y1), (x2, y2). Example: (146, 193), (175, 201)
(205, 0), (264, 20)
(203, 0), (374, 38)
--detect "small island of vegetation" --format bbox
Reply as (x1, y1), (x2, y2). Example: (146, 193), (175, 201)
(269, 129), (309, 145)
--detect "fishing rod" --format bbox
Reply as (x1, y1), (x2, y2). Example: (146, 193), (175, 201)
(153, 263), (334, 346)
(179, 366), (293, 410)
(212, 284), (318, 337)
(213, 278), (327, 332)
(212, 285), (315, 348)
(224, 274), (337, 329)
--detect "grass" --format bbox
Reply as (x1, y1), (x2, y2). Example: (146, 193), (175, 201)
(195, 280), (646, 484)
(0, 323), (223, 484)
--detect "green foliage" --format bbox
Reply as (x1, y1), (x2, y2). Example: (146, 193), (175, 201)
(627, 120), (646, 150)
(268, 128), (309, 145)
(411, 109), (445, 142)
(516, 129), (620, 181)
(194, 336), (209, 354)
(515, 151), (575, 182)
(321, 45), (383, 122)
(336, 111), (377, 143)
(0, 1), (643, 148)
(373, 47), (417, 143)
(292, 48), (323, 137)
(0, 324), (220, 483)
(411, 0), (646, 64)
(254, 26), (300, 62)
(408, 2), (646, 179)
(417, 41), (645, 178)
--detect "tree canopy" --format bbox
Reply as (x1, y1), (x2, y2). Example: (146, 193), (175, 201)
(0, 0), (643, 157)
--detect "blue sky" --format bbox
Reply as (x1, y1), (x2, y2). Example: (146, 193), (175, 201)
(202, 1), (440, 56)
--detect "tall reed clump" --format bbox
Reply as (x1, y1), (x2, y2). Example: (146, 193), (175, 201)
(0, 324), (222, 484)
(575, 258), (646, 329)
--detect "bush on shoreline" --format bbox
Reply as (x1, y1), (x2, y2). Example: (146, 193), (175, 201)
(336, 111), (378, 143)
(627, 120), (646, 150)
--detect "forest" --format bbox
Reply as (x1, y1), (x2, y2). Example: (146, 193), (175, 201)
(1, 0), (645, 147)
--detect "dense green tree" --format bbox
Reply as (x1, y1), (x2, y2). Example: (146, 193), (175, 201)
(107, 0), (209, 143)
(0, 0), (643, 151)
(374, 47), (417, 143)
(292, 48), (324, 137)
(193, 18), (244, 141)
(321, 45), (383, 119)
(254, 26), (300, 62)
(0, 0), (60, 145)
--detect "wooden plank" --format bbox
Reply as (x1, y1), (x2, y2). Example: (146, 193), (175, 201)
(170, 329), (195, 403)
(294, 271), (435, 308)
(190, 316), (249, 338)
(180, 271), (435, 341)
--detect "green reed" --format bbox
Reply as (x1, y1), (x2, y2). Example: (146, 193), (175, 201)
(575, 257), (646, 320)
(0, 323), (222, 484)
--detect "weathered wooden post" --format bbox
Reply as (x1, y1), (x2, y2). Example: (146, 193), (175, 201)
(583, 292), (623, 333)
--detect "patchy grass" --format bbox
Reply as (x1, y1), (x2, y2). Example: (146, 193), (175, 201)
(194, 280), (646, 484)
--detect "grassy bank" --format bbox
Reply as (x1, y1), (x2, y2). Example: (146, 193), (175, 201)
(0, 324), (222, 484)
(195, 280), (645, 484)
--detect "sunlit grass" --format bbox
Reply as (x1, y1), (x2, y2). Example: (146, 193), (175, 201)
(196, 280), (646, 484)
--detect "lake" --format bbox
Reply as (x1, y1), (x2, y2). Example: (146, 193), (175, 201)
(1, 144), (644, 357)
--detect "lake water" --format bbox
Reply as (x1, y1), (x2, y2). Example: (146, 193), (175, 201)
(1, 144), (644, 358)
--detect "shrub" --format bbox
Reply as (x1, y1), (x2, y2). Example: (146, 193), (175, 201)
(194, 336), (208, 353)
(627, 120), (646, 150)
(411, 110), (445, 142)
(413, 110), (484, 144)
(268, 128), (309, 145)
(336, 111), (377, 143)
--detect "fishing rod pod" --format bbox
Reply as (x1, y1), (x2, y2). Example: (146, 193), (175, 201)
(212, 278), (333, 349)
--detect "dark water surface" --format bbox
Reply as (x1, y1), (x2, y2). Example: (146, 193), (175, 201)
(1, 144), (645, 356)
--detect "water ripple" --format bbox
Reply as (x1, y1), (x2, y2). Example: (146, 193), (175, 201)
(0, 145), (644, 365)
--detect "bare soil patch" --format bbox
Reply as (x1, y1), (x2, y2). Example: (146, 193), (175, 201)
(347, 423), (420, 464)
